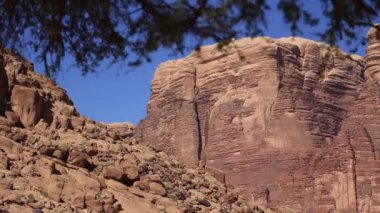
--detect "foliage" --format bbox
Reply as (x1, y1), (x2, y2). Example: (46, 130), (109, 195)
(0, 0), (379, 76)
(40, 190), (49, 198)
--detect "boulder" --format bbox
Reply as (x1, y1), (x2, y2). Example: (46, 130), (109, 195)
(149, 182), (166, 196)
(60, 182), (85, 209)
(67, 149), (93, 169)
(103, 164), (139, 186)
(5, 111), (21, 126)
(11, 85), (43, 127)
(0, 136), (22, 160)
(103, 166), (124, 181)
(70, 116), (85, 131)
(8, 204), (34, 213)
(0, 152), (9, 169)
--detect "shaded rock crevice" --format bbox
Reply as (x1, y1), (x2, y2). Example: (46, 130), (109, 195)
(194, 101), (203, 162)
(193, 65), (203, 163)
(347, 130), (359, 213)
(364, 126), (377, 160)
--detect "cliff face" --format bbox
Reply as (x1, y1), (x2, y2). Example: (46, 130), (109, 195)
(137, 27), (380, 211)
(0, 49), (256, 212)
(322, 25), (380, 212)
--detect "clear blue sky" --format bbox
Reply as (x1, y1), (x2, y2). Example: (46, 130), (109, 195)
(27, 1), (369, 125)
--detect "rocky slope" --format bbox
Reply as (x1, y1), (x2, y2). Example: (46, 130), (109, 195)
(0, 49), (259, 212)
(137, 26), (380, 212)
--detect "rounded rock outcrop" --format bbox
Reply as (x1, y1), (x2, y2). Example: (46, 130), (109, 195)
(365, 24), (380, 81)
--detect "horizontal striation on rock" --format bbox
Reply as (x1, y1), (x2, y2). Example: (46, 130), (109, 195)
(312, 80), (380, 212)
(137, 34), (371, 211)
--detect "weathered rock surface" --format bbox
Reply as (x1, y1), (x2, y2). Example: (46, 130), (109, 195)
(310, 25), (380, 212)
(0, 48), (259, 212)
(137, 28), (380, 212)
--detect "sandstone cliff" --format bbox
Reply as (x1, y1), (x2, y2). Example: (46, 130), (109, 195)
(137, 26), (380, 212)
(0, 49), (257, 212)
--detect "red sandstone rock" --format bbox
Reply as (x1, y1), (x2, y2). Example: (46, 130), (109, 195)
(137, 30), (380, 212)
(309, 25), (380, 212)
(149, 182), (166, 196)
(11, 85), (43, 127)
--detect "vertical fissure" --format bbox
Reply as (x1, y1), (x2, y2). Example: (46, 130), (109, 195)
(194, 102), (202, 162)
(364, 127), (377, 160)
(193, 65), (203, 163)
(203, 109), (210, 164)
(347, 130), (359, 212)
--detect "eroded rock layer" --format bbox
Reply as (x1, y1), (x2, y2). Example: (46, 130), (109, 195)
(137, 31), (380, 212)
(314, 25), (380, 212)
(0, 49), (258, 212)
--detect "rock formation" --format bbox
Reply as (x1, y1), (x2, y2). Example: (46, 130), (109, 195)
(137, 26), (380, 212)
(317, 24), (380, 212)
(0, 49), (258, 212)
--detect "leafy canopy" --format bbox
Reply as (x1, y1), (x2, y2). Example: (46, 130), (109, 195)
(0, 0), (379, 76)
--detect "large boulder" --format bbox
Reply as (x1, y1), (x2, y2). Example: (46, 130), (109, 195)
(10, 85), (43, 127)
